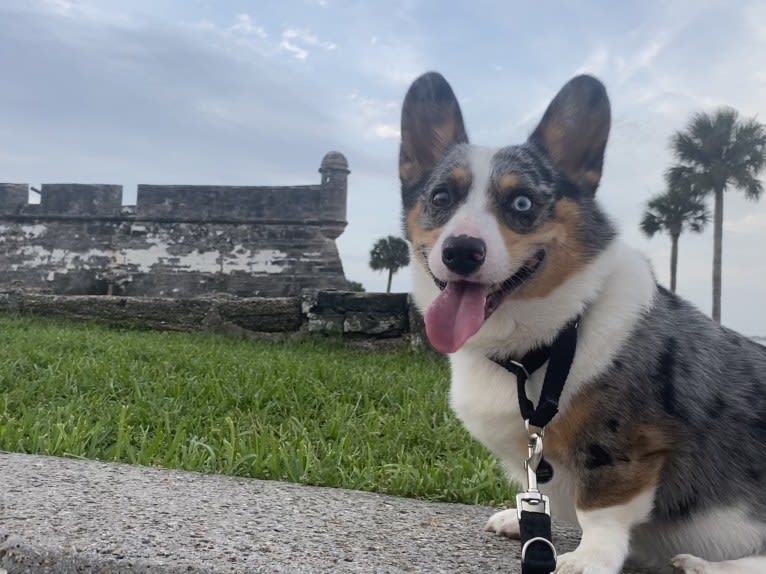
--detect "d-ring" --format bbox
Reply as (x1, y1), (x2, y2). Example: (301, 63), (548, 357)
(520, 536), (557, 562)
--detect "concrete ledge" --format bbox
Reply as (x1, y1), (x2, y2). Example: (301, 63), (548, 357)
(0, 453), (646, 573)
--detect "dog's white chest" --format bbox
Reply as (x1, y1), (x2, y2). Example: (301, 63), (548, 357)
(449, 351), (526, 466)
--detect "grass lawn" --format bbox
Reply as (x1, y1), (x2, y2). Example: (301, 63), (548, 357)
(0, 314), (515, 506)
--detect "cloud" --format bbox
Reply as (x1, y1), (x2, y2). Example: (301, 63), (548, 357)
(181, 16), (334, 65)
(574, 34), (671, 86)
(229, 14), (267, 39)
(616, 37), (666, 81)
(745, 1), (766, 41)
(283, 28), (336, 50)
(340, 28), (425, 88)
(280, 39), (308, 60)
(374, 42), (424, 87)
(40, 0), (74, 15)
(346, 94), (401, 140)
(279, 27), (335, 60)
(372, 124), (400, 139)
(724, 211), (766, 235)
(0, 4), (338, 200)
(575, 47), (610, 76)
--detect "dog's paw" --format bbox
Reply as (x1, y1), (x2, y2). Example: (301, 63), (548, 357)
(554, 549), (621, 574)
(484, 509), (520, 539)
(671, 554), (712, 574)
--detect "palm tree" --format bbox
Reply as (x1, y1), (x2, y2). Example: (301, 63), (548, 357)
(369, 235), (410, 293)
(640, 174), (709, 293)
(668, 108), (766, 322)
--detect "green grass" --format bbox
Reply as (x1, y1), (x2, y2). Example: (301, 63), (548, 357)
(0, 314), (514, 506)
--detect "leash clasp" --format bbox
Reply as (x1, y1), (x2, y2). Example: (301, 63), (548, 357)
(516, 429), (550, 520)
(524, 429), (545, 487)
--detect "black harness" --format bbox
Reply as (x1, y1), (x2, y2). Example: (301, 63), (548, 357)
(491, 317), (580, 574)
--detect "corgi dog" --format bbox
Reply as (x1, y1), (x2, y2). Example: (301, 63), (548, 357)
(399, 72), (766, 574)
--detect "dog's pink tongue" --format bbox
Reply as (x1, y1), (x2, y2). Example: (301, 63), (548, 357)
(425, 282), (489, 354)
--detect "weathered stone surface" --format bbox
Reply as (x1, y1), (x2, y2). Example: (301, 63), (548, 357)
(39, 183), (122, 217)
(135, 184), (324, 222)
(217, 297), (303, 332)
(304, 291), (410, 338)
(408, 294), (432, 350)
(0, 290), (423, 341)
(18, 294), (213, 331)
(307, 312), (345, 335)
(6, 293), (305, 335)
(316, 291), (409, 313)
(342, 311), (406, 335)
(0, 218), (347, 298)
(0, 153), (350, 298)
(0, 183), (29, 215)
(0, 453), (650, 573)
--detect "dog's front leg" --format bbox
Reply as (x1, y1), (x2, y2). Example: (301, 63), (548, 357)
(555, 489), (655, 574)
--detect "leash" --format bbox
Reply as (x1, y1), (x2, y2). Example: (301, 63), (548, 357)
(492, 317), (580, 574)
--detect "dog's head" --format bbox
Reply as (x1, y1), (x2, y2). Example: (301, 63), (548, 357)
(400, 73), (616, 354)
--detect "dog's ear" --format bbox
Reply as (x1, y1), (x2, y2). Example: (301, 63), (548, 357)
(529, 75), (610, 194)
(400, 72), (468, 189)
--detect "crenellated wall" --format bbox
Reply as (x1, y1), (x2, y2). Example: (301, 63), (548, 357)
(0, 152), (351, 297)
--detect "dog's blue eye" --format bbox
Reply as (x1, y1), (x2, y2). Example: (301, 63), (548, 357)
(431, 187), (452, 208)
(511, 195), (533, 212)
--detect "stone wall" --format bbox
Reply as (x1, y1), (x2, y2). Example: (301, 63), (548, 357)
(0, 152), (350, 297)
(0, 290), (420, 343)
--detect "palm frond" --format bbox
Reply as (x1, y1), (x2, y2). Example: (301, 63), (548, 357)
(639, 211), (661, 237)
(672, 132), (708, 166)
(640, 171), (711, 238)
(670, 108), (766, 201)
(369, 235), (410, 273)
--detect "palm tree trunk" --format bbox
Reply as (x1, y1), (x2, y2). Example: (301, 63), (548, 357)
(386, 269), (393, 293)
(670, 233), (679, 293)
(712, 187), (724, 322)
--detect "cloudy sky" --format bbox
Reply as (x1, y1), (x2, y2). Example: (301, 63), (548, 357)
(1, 0), (765, 335)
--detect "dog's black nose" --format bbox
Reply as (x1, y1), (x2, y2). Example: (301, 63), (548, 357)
(442, 235), (486, 276)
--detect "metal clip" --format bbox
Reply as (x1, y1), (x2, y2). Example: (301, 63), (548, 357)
(525, 431), (544, 491)
(516, 429), (551, 519)
(525, 419), (545, 439)
(516, 490), (550, 519)
(506, 359), (530, 380)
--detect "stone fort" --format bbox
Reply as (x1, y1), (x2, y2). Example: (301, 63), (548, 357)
(0, 152), (351, 298)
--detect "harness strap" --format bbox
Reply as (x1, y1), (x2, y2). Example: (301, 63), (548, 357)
(520, 511), (557, 574)
(492, 317), (579, 428)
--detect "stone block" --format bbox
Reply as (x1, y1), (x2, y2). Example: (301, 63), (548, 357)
(407, 294), (432, 350)
(0, 183), (29, 215)
(303, 291), (410, 338)
(216, 297), (302, 332)
(19, 294), (213, 331)
(39, 184), (122, 217)
(315, 291), (409, 314)
(307, 312), (344, 335)
(136, 185), (322, 223)
(342, 311), (408, 337)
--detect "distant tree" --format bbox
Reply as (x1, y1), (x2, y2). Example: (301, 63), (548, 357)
(668, 108), (766, 321)
(369, 235), (410, 293)
(347, 280), (365, 292)
(640, 173), (709, 293)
